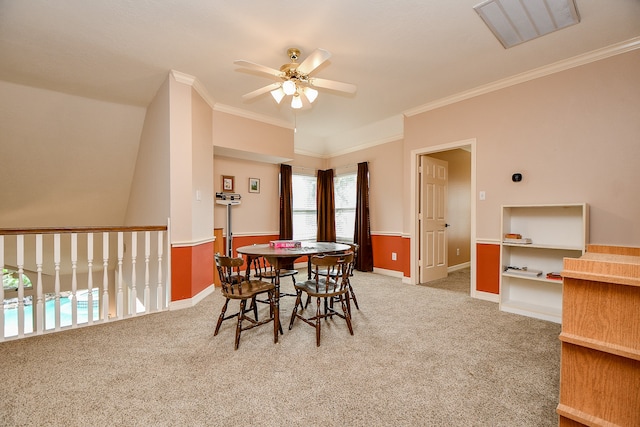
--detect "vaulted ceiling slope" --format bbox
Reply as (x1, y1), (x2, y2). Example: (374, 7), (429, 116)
(1, 1), (639, 156)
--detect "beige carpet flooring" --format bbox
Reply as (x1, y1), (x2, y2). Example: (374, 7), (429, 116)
(420, 267), (472, 294)
(0, 270), (561, 426)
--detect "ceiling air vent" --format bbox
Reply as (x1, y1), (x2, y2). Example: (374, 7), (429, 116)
(474, 0), (580, 48)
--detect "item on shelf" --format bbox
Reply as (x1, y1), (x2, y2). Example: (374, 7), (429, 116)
(269, 240), (302, 249)
(503, 237), (532, 244)
(504, 233), (522, 239)
(504, 266), (543, 277)
(546, 272), (562, 280)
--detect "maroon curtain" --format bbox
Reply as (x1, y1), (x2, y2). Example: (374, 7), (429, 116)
(316, 169), (336, 242)
(354, 162), (373, 271)
(279, 164), (294, 269)
(279, 164), (293, 240)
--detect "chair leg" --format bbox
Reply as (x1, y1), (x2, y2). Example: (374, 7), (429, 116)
(235, 299), (246, 350)
(315, 297), (322, 347)
(270, 290), (279, 343)
(341, 294), (354, 336)
(251, 296), (259, 320)
(289, 290), (303, 330)
(214, 298), (230, 336)
(348, 282), (359, 310)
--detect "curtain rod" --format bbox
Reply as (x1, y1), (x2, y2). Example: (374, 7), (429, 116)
(290, 162), (365, 173)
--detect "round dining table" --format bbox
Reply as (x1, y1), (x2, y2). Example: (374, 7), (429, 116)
(236, 241), (351, 343)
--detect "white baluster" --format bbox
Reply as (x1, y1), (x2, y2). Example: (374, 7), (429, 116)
(71, 233), (78, 327)
(157, 231), (164, 311)
(130, 232), (137, 316)
(144, 231), (150, 314)
(102, 232), (109, 322)
(54, 234), (61, 331)
(87, 233), (94, 325)
(35, 234), (44, 333)
(116, 232), (124, 318)
(17, 235), (25, 337)
(0, 236), (4, 340)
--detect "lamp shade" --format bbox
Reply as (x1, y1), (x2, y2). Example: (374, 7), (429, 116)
(291, 94), (303, 109)
(282, 80), (297, 95)
(270, 87), (286, 104)
(303, 87), (318, 103)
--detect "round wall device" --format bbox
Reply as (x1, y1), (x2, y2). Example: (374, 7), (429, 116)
(512, 173), (523, 182)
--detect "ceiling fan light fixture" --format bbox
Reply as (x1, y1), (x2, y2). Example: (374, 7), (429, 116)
(282, 79), (297, 95)
(270, 87), (286, 104)
(291, 93), (303, 109)
(303, 87), (318, 103)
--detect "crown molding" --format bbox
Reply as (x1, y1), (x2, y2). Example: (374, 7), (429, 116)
(405, 37), (640, 117)
(213, 103), (293, 129)
(170, 70), (293, 129)
(329, 133), (404, 158)
(169, 70), (216, 110)
(293, 147), (326, 159)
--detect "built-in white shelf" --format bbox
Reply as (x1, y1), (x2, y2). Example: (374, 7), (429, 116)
(499, 204), (589, 323)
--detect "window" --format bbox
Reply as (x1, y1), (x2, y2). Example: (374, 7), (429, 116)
(291, 171), (357, 242)
(292, 173), (317, 241)
(334, 172), (357, 242)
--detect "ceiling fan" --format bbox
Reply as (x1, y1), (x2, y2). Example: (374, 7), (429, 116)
(234, 48), (357, 109)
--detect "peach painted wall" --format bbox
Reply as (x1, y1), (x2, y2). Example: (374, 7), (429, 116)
(168, 76), (215, 300)
(213, 143), (407, 274)
(124, 76), (170, 226)
(328, 140), (404, 271)
(213, 156), (281, 235)
(190, 88), (214, 240)
(212, 110), (294, 160)
(0, 81), (145, 227)
(405, 50), (640, 247)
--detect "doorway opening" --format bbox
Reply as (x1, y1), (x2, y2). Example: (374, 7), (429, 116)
(410, 139), (477, 297)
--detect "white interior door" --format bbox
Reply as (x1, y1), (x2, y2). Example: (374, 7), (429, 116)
(419, 155), (448, 283)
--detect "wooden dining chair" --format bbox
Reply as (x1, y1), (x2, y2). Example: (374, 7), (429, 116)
(251, 256), (298, 290)
(310, 243), (360, 312)
(214, 254), (277, 350)
(289, 252), (354, 347)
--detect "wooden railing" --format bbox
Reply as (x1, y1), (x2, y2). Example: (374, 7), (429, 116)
(0, 225), (170, 341)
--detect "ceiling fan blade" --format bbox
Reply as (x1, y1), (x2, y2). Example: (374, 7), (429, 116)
(297, 48), (332, 75)
(309, 77), (357, 94)
(242, 82), (282, 100)
(234, 60), (284, 78)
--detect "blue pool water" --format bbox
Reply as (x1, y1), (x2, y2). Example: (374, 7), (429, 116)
(4, 293), (100, 337)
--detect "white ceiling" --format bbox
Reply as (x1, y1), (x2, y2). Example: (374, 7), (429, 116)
(1, 0), (639, 156)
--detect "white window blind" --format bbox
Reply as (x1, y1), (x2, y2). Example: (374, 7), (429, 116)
(334, 172), (357, 243)
(291, 171), (357, 242)
(292, 174), (317, 241)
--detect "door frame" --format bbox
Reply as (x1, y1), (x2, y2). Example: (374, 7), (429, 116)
(409, 138), (478, 297)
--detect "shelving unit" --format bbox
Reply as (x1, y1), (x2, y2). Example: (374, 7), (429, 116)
(557, 245), (640, 426)
(499, 204), (588, 323)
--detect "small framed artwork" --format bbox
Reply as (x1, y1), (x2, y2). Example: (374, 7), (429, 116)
(222, 175), (234, 192)
(249, 178), (260, 193)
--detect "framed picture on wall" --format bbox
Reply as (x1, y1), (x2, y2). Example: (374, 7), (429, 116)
(249, 178), (260, 193)
(222, 175), (234, 192)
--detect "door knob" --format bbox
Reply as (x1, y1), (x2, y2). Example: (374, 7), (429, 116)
(445, 223), (451, 228)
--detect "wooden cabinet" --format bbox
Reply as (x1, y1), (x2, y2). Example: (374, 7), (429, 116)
(499, 204), (588, 323)
(557, 245), (640, 427)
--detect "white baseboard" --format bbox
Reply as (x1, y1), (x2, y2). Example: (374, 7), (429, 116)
(472, 290), (499, 303)
(169, 284), (215, 310)
(373, 267), (404, 278)
(448, 262), (470, 272)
